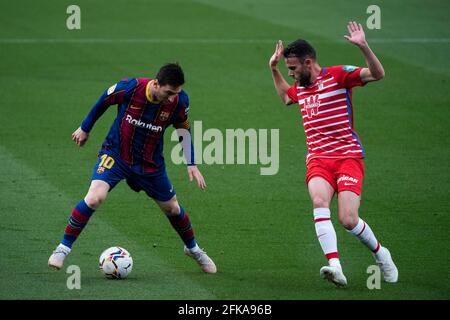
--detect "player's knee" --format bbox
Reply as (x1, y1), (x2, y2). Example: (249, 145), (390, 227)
(84, 193), (106, 209)
(338, 212), (358, 230)
(312, 196), (329, 209)
(157, 196), (180, 216)
(159, 200), (180, 216)
(162, 204), (180, 216)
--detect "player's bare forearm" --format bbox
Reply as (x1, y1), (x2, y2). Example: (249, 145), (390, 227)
(344, 21), (384, 82)
(269, 40), (292, 105)
(358, 43), (385, 81)
(271, 67), (292, 105)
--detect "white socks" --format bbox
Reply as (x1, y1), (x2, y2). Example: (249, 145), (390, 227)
(313, 208), (382, 269)
(188, 244), (201, 253)
(347, 218), (380, 253)
(57, 243), (71, 254)
(313, 208), (339, 263)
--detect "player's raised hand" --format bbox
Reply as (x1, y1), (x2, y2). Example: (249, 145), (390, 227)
(269, 40), (284, 69)
(72, 127), (89, 147)
(344, 21), (368, 47)
(187, 165), (206, 190)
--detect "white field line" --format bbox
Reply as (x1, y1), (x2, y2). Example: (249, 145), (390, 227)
(0, 38), (449, 44)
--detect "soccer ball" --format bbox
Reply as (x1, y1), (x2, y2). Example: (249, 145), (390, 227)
(99, 246), (133, 279)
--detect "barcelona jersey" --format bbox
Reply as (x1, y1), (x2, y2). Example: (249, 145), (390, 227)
(81, 78), (192, 175)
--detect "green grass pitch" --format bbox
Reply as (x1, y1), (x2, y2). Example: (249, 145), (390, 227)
(0, 0), (449, 299)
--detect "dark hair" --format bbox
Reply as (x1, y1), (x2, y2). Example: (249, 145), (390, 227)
(283, 39), (316, 62)
(156, 63), (185, 86)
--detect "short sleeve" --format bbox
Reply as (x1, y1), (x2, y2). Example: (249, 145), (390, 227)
(327, 65), (366, 88)
(287, 83), (300, 103)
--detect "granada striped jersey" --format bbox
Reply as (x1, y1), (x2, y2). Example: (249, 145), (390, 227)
(287, 65), (367, 163)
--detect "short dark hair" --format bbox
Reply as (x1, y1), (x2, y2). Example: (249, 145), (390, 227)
(283, 39), (316, 62)
(156, 63), (185, 87)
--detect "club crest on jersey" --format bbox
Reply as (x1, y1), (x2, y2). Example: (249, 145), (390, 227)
(159, 111), (170, 121)
(304, 94), (320, 118)
(318, 80), (324, 90)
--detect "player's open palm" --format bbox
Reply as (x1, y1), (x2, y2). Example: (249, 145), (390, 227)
(72, 127), (89, 147)
(344, 21), (367, 47)
(269, 40), (284, 69)
(187, 165), (206, 190)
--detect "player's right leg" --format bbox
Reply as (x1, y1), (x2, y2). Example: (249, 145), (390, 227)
(307, 167), (347, 287)
(48, 180), (110, 270)
(49, 153), (123, 270)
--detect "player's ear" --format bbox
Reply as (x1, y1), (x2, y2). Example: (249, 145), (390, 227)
(303, 58), (313, 69)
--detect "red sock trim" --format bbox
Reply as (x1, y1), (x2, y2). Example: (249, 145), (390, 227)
(314, 218), (331, 223)
(325, 252), (339, 260)
(356, 222), (366, 237)
(168, 212), (195, 242)
(72, 208), (90, 223)
(372, 242), (381, 253)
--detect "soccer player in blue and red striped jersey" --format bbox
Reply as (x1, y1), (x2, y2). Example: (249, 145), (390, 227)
(48, 63), (216, 273)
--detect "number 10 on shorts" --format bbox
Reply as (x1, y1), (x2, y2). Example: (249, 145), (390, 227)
(97, 154), (115, 174)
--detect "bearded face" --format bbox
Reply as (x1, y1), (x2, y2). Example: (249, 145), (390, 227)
(285, 56), (313, 87)
(298, 68), (312, 87)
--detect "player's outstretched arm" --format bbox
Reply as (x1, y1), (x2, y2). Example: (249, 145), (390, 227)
(187, 165), (206, 190)
(269, 40), (292, 105)
(344, 21), (385, 83)
(72, 127), (89, 147)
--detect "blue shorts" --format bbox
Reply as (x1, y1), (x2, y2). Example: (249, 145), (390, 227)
(91, 152), (176, 202)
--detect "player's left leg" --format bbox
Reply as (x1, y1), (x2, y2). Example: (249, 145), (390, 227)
(155, 196), (217, 274)
(337, 190), (377, 248)
(156, 195), (196, 249)
(134, 172), (216, 273)
(336, 158), (398, 282)
(337, 191), (398, 283)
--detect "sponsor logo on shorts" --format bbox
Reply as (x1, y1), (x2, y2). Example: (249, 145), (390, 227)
(338, 175), (359, 185)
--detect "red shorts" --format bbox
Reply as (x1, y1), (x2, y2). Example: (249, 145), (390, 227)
(306, 158), (365, 195)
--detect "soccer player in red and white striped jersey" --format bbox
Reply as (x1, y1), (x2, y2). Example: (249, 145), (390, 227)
(269, 22), (398, 287)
